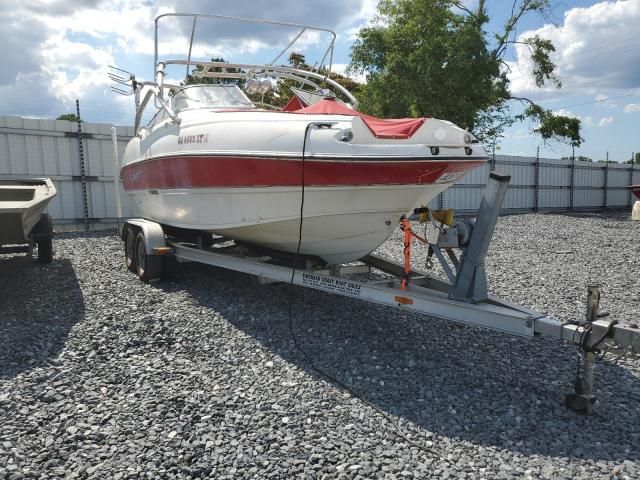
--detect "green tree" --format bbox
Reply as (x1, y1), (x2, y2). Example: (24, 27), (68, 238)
(57, 113), (81, 122)
(349, 0), (581, 145)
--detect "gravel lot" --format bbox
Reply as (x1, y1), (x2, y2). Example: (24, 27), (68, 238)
(1, 212), (639, 479)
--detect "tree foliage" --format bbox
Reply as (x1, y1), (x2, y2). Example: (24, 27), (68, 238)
(349, 0), (582, 145)
(57, 113), (81, 122)
(625, 153), (640, 164)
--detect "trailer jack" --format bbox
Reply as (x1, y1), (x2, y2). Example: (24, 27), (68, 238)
(565, 286), (621, 415)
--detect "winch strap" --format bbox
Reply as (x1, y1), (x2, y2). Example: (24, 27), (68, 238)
(410, 231), (429, 244)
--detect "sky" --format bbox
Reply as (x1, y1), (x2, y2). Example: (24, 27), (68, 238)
(0, 0), (638, 162)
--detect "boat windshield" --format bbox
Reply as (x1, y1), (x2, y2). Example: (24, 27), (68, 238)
(171, 85), (255, 111)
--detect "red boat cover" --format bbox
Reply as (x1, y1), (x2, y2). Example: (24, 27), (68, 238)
(290, 98), (426, 139)
(281, 96), (307, 112)
(628, 185), (640, 200)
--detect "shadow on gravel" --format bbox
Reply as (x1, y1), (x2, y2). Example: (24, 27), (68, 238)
(160, 262), (640, 463)
(0, 257), (84, 379)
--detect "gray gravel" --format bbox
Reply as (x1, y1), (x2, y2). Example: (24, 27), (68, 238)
(1, 211), (639, 479)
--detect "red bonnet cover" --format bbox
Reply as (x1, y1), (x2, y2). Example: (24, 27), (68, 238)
(281, 96), (307, 112)
(290, 98), (426, 139)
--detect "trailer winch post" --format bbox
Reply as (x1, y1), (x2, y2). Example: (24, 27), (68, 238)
(450, 171), (510, 303)
(583, 285), (600, 399)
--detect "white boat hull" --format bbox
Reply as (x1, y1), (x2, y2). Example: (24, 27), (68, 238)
(121, 107), (487, 263)
(125, 183), (450, 263)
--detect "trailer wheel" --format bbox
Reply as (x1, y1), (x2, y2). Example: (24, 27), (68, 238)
(135, 232), (162, 282)
(34, 214), (53, 264)
(124, 226), (137, 272)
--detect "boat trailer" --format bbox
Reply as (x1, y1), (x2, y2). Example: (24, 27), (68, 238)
(120, 172), (640, 415)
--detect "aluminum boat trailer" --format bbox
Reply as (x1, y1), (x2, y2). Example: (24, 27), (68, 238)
(121, 173), (640, 415)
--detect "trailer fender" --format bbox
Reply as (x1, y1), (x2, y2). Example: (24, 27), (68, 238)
(123, 219), (166, 255)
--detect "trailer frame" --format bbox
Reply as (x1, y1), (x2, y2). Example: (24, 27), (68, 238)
(119, 173), (640, 414)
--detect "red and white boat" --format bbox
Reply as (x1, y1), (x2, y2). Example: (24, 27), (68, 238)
(115, 13), (487, 263)
(629, 185), (640, 200)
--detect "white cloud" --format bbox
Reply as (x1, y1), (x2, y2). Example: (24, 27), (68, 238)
(0, 0), (369, 122)
(595, 93), (617, 109)
(598, 116), (613, 127)
(551, 109), (596, 128)
(553, 108), (578, 118)
(508, 0), (640, 96)
(624, 103), (640, 113)
(343, 0), (380, 41)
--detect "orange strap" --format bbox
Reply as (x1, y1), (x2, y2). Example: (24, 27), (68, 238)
(400, 218), (411, 290)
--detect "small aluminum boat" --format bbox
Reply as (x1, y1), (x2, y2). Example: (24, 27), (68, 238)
(0, 177), (56, 262)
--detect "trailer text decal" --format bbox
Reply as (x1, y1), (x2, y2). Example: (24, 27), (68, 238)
(302, 273), (362, 298)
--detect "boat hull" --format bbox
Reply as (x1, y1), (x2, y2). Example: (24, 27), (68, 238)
(125, 182), (455, 263)
(0, 178), (56, 245)
(121, 109), (487, 263)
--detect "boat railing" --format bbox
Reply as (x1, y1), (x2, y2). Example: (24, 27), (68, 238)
(162, 60), (357, 105)
(117, 59), (358, 134)
(114, 13), (354, 135)
(154, 12), (338, 81)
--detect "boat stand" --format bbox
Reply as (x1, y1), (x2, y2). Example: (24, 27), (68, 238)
(122, 173), (640, 414)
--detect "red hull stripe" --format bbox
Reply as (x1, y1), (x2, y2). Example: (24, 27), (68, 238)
(121, 155), (484, 190)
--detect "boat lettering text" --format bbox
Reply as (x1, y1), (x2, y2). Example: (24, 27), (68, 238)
(302, 273), (361, 298)
(130, 170), (143, 183)
(436, 171), (463, 184)
(178, 133), (209, 145)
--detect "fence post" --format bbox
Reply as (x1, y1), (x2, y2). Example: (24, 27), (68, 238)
(603, 151), (609, 210)
(491, 142), (496, 171)
(76, 99), (89, 231)
(630, 155), (636, 207)
(570, 149), (576, 211)
(534, 146), (540, 212)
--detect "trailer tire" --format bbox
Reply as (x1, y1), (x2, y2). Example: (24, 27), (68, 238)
(135, 232), (162, 282)
(124, 226), (137, 272)
(34, 214), (53, 264)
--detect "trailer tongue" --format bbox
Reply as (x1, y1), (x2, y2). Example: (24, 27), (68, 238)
(120, 172), (639, 415)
